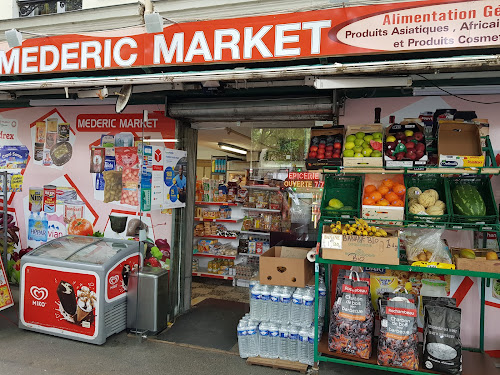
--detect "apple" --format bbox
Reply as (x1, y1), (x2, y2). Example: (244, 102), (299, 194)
(325, 151), (333, 158)
(318, 143), (326, 149)
(333, 142), (342, 149)
(415, 142), (425, 152)
(415, 150), (425, 160)
(310, 145), (318, 152)
(405, 142), (415, 150)
(326, 145), (334, 151)
(396, 152), (405, 161)
(395, 132), (406, 141)
(405, 150), (417, 160)
(308, 151), (317, 158)
(406, 136), (415, 143)
(385, 150), (395, 160)
(333, 152), (341, 158)
(404, 130), (414, 137)
(414, 132), (424, 141)
(386, 141), (397, 150)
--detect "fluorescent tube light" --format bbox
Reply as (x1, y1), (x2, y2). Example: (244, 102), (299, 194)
(314, 77), (412, 89)
(144, 139), (178, 143)
(218, 142), (247, 155)
(413, 85), (500, 96)
(29, 98), (116, 106)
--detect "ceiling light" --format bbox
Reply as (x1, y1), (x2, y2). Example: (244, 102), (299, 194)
(29, 98), (116, 106)
(313, 77), (412, 89)
(144, 139), (178, 143)
(144, 12), (164, 33)
(218, 142), (247, 155)
(77, 87), (109, 99)
(413, 85), (500, 96)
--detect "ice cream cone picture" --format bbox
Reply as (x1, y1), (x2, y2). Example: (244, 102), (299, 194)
(76, 286), (97, 324)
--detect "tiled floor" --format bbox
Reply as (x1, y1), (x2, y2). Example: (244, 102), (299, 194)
(191, 278), (249, 304)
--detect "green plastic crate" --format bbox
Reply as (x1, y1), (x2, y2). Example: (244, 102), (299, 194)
(446, 176), (498, 224)
(404, 174), (450, 223)
(320, 175), (361, 219)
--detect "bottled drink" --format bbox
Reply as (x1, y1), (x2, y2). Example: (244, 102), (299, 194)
(298, 327), (309, 364)
(307, 326), (315, 366)
(302, 290), (315, 325)
(269, 287), (281, 323)
(291, 289), (303, 325)
(268, 323), (279, 359)
(259, 322), (270, 358)
(260, 285), (272, 322)
(237, 319), (248, 358)
(278, 324), (289, 360)
(246, 320), (259, 358)
(249, 280), (259, 300)
(318, 279), (327, 318)
(250, 285), (262, 321)
(288, 325), (300, 362)
(279, 288), (291, 324)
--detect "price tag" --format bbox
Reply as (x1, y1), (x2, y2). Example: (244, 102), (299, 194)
(322, 233), (342, 249)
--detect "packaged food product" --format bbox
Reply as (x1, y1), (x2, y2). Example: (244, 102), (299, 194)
(255, 191), (269, 209)
(103, 170), (123, 203)
(34, 142), (44, 161)
(270, 215), (281, 232)
(115, 147), (139, 170)
(115, 133), (134, 147)
(29, 187), (43, 212)
(101, 135), (115, 147)
(120, 168), (139, 206)
(401, 228), (452, 264)
(57, 123), (70, 142)
(329, 271), (374, 359)
(50, 141), (73, 166)
(269, 192), (282, 210)
(90, 147), (105, 173)
(35, 122), (46, 143)
(43, 185), (56, 213)
(242, 217), (253, 231)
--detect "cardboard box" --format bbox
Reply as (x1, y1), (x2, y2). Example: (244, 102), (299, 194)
(305, 125), (344, 170)
(451, 248), (500, 273)
(321, 225), (400, 265)
(384, 120), (428, 168)
(362, 174), (405, 225)
(438, 121), (485, 168)
(343, 124), (383, 167)
(260, 246), (314, 287)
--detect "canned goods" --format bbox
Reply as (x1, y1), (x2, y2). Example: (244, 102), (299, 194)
(43, 185), (56, 213)
(29, 187), (43, 212)
(64, 200), (85, 223)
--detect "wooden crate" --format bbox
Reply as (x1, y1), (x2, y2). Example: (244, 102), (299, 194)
(246, 356), (309, 373)
(343, 124), (384, 167)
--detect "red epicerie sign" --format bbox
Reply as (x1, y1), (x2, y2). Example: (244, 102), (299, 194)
(21, 264), (99, 338)
(105, 254), (141, 302)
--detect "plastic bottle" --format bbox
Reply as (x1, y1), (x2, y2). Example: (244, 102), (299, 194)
(259, 322), (270, 358)
(268, 323), (280, 359)
(237, 319), (248, 358)
(249, 280), (259, 301)
(307, 326), (315, 366)
(298, 327), (309, 364)
(291, 288), (303, 325)
(288, 325), (300, 362)
(302, 290), (315, 325)
(246, 320), (259, 358)
(260, 285), (272, 322)
(318, 278), (327, 318)
(250, 284), (262, 321)
(278, 324), (289, 360)
(269, 286), (281, 323)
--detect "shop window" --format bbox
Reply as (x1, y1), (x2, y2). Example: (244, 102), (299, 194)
(18, 0), (82, 17)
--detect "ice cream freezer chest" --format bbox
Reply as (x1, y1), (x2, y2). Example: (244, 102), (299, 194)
(19, 235), (142, 345)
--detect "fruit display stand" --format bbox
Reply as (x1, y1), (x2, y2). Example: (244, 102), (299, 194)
(320, 175), (362, 220)
(342, 125), (384, 167)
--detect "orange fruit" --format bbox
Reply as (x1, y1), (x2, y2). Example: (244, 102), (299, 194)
(378, 186), (389, 196)
(393, 184), (406, 196)
(363, 197), (375, 205)
(370, 191), (382, 202)
(377, 199), (390, 206)
(391, 199), (404, 207)
(364, 185), (377, 194)
(385, 192), (398, 203)
(382, 179), (394, 188)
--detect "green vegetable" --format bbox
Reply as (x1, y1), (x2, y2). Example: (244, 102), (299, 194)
(452, 185), (486, 216)
(93, 231), (105, 237)
(151, 246), (162, 261)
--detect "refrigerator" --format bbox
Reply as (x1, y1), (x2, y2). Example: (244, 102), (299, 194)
(19, 235), (142, 345)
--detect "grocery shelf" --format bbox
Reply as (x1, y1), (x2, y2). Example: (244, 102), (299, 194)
(195, 218), (242, 223)
(240, 230), (271, 236)
(195, 201), (237, 206)
(316, 336), (497, 375)
(323, 166), (500, 175)
(242, 185), (280, 191)
(192, 253), (236, 259)
(192, 270), (234, 280)
(238, 253), (261, 257)
(242, 207), (281, 213)
(194, 235), (238, 240)
(316, 256), (500, 279)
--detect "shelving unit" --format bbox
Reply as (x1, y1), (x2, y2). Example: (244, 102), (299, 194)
(193, 253), (236, 260)
(195, 218), (242, 223)
(195, 201), (237, 206)
(211, 155), (228, 182)
(240, 230), (271, 236)
(242, 207), (281, 213)
(192, 270), (234, 280)
(312, 143), (500, 374)
(242, 185), (280, 191)
(194, 235), (238, 240)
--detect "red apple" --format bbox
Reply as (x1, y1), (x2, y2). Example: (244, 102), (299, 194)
(406, 136), (415, 143)
(308, 152), (317, 158)
(405, 142), (415, 150)
(317, 152), (325, 159)
(333, 142), (342, 149)
(395, 132), (406, 141)
(396, 152), (405, 161)
(326, 145), (334, 151)
(333, 152), (341, 158)
(385, 150), (395, 160)
(386, 141), (397, 150)
(325, 151), (333, 158)
(405, 150), (417, 160)
(318, 143), (326, 149)
(414, 132), (424, 141)
(310, 145), (318, 152)
(415, 150), (425, 159)
(415, 142), (425, 152)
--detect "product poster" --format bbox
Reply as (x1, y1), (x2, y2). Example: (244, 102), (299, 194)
(163, 149), (187, 209)
(21, 264), (99, 339)
(151, 145), (165, 210)
(0, 256), (14, 311)
(105, 253), (141, 303)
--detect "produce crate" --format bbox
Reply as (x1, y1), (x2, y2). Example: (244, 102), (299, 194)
(446, 176), (498, 224)
(343, 124), (384, 167)
(404, 174), (450, 223)
(305, 126), (344, 170)
(451, 248), (500, 273)
(320, 175), (361, 219)
(384, 121), (428, 168)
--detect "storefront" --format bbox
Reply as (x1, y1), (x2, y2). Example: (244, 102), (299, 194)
(0, 0), (500, 371)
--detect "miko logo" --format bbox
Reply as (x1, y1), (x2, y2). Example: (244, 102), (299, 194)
(154, 149), (162, 163)
(30, 286), (48, 307)
(109, 275), (120, 285)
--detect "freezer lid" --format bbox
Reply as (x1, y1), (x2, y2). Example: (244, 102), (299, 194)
(66, 238), (134, 265)
(29, 235), (101, 260)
